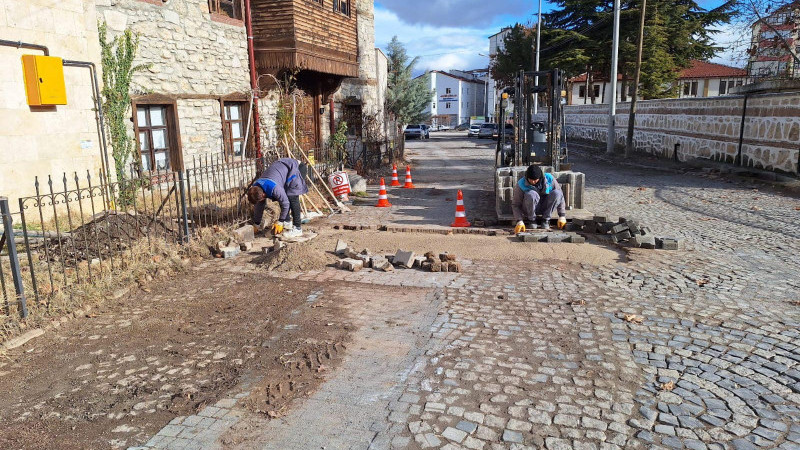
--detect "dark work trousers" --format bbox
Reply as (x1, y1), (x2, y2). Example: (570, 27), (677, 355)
(288, 195), (302, 229)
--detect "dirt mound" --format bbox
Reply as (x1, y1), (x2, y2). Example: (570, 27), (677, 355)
(257, 242), (336, 272)
(43, 211), (175, 263)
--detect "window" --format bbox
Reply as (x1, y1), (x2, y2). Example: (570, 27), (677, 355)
(333, 0), (350, 16)
(445, 102), (451, 108)
(593, 85), (600, 98)
(208, 0), (243, 20)
(136, 105), (175, 171)
(719, 80), (728, 95)
(579, 85), (586, 98)
(446, 88), (452, 94)
(223, 102), (247, 159)
(682, 81), (698, 97)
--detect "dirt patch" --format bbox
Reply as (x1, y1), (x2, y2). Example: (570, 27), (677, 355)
(306, 229), (625, 266)
(0, 264), (350, 450)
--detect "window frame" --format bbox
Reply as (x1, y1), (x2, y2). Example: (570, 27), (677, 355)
(132, 96), (183, 173)
(333, 0), (351, 17)
(578, 85), (586, 98)
(221, 100), (249, 161)
(208, 0), (244, 24)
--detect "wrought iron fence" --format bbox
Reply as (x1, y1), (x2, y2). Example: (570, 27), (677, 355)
(8, 153), (276, 312)
(1, 197), (28, 318)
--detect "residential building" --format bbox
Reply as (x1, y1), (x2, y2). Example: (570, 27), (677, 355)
(748, 2), (800, 79)
(422, 70), (487, 128)
(566, 60), (748, 105)
(1, 0), (105, 205)
(487, 27), (511, 120)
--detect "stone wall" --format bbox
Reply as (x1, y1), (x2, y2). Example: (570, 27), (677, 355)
(0, 0), (104, 205)
(97, 0), (251, 164)
(563, 93), (800, 175)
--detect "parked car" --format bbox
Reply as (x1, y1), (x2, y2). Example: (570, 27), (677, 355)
(493, 123), (514, 140)
(420, 124), (431, 138)
(467, 124), (481, 137)
(404, 124), (425, 139)
(477, 123), (496, 139)
(454, 122), (470, 131)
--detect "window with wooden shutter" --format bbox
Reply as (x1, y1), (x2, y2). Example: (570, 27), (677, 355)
(209, 0), (243, 20)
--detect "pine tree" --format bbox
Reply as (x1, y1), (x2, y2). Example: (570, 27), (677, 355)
(385, 36), (432, 127)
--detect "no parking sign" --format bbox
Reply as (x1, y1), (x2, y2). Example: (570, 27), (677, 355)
(328, 171), (351, 200)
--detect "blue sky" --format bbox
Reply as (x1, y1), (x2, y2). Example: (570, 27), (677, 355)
(374, 0), (743, 74)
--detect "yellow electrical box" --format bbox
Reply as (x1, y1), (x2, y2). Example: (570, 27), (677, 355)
(21, 55), (67, 106)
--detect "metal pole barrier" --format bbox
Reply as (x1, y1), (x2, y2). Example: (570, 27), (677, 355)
(0, 197), (28, 318)
(178, 171), (190, 243)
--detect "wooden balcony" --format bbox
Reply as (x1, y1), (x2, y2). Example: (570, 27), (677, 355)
(251, 0), (359, 78)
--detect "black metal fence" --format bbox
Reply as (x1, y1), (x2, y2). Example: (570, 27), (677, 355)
(1, 197), (28, 318)
(4, 154), (278, 318)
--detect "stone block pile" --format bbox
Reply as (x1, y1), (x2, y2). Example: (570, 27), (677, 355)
(333, 241), (462, 273)
(214, 226), (257, 258)
(517, 232), (585, 244)
(570, 216), (684, 250)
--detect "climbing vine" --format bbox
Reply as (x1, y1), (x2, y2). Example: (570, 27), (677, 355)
(328, 120), (348, 164)
(98, 21), (148, 185)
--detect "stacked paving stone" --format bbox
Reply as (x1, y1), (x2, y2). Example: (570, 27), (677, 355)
(571, 216), (684, 250)
(333, 241), (462, 273)
(517, 231), (586, 244)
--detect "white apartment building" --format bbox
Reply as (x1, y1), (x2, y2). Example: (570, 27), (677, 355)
(487, 27), (511, 120)
(422, 71), (487, 128)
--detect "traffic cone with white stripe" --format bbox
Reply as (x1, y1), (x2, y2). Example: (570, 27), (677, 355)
(402, 165), (415, 189)
(450, 190), (471, 227)
(390, 164), (401, 186)
(375, 178), (392, 207)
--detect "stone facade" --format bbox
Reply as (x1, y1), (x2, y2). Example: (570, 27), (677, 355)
(563, 93), (800, 175)
(96, 0), (252, 167)
(0, 0), (104, 204)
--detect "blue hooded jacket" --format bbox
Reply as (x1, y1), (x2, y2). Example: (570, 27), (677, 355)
(518, 172), (555, 195)
(252, 158), (309, 224)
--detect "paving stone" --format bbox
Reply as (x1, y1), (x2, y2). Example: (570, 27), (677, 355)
(442, 427), (468, 443)
(502, 429), (524, 444)
(393, 250), (416, 268)
(456, 420), (478, 434)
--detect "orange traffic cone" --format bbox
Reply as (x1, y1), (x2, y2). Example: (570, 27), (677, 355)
(390, 164), (401, 186)
(451, 190), (471, 227)
(402, 165), (415, 189)
(375, 178), (392, 207)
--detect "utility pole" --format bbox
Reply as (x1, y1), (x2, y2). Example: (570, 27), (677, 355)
(626, 0), (646, 157)
(606, 0), (621, 154)
(534, 0), (543, 115)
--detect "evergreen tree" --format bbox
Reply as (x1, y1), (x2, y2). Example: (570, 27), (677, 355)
(490, 24), (534, 91)
(385, 36), (432, 126)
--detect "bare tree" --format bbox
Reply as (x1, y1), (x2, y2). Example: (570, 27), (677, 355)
(734, 0), (800, 76)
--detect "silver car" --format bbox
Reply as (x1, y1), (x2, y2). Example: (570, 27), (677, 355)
(478, 123), (496, 139)
(467, 124), (481, 137)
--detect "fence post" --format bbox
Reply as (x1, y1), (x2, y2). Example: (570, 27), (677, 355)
(0, 197), (28, 318)
(177, 172), (190, 243)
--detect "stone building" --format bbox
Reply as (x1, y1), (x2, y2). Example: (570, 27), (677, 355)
(0, 0), (105, 205)
(96, 0), (253, 172)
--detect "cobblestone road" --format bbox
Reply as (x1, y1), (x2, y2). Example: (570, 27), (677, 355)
(134, 135), (800, 449)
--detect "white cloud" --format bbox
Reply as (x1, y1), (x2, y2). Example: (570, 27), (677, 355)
(377, 0), (529, 27)
(708, 23), (751, 68)
(375, 7), (498, 73)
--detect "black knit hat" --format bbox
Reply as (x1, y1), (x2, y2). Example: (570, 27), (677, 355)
(526, 165), (543, 181)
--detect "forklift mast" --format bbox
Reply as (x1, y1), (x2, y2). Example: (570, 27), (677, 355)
(495, 69), (567, 172)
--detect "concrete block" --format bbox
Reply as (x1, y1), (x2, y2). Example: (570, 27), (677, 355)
(593, 215), (609, 223)
(429, 260), (442, 272)
(220, 246), (240, 258)
(567, 234), (586, 244)
(344, 248), (359, 259)
(573, 218), (585, 227)
(584, 222), (598, 234)
(336, 258), (363, 272)
(547, 233), (569, 243)
(413, 256), (427, 268)
(447, 261), (462, 273)
(611, 223), (630, 234)
(439, 252), (457, 262)
(421, 261), (432, 271)
(393, 250), (416, 268)
(371, 255), (391, 271)
(626, 220), (641, 234)
(233, 225), (254, 243)
(334, 239), (348, 255)
(239, 242), (253, 251)
(611, 230), (632, 243)
(634, 234), (656, 249)
(640, 226), (652, 235)
(658, 237), (684, 250)
(356, 254), (371, 267)
(441, 262), (450, 272)
(519, 232), (547, 242)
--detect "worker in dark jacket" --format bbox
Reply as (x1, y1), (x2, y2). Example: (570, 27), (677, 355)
(512, 165), (567, 233)
(247, 158), (309, 238)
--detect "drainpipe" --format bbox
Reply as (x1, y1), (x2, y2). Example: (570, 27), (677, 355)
(62, 60), (111, 184)
(243, 0), (262, 158)
(0, 39), (49, 55)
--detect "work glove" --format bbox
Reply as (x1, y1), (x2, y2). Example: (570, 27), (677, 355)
(271, 222), (285, 235)
(514, 221), (526, 234)
(557, 217), (567, 230)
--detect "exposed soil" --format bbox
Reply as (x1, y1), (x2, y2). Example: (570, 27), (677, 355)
(253, 237), (338, 272)
(0, 262), (352, 450)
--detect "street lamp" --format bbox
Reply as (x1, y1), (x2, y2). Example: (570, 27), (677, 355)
(534, 0), (542, 115)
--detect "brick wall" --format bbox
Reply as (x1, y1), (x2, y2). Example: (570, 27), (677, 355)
(563, 93), (800, 175)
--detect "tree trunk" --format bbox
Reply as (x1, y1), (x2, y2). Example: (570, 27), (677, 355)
(626, 0), (647, 157)
(584, 64), (590, 105)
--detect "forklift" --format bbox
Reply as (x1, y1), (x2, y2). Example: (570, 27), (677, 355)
(494, 69), (586, 221)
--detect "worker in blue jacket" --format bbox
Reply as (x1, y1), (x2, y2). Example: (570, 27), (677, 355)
(512, 165), (566, 233)
(247, 158), (309, 237)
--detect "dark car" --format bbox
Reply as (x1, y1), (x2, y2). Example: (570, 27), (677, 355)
(454, 122), (470, 131)
(478, 123), (496, 139)
(404, 124), (426, 139)
(493, 123), (514, 140)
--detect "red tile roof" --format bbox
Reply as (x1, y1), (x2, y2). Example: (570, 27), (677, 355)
(679, 60), (747, 79)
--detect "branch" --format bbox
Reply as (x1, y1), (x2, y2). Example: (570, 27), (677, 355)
(748, 0), (800, 66)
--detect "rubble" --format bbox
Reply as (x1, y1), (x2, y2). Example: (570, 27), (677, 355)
(393, 250), (416, 268)
(564, 216), (684, 250)
(331, 245), (463, 274)
(336, 258), (363, 272)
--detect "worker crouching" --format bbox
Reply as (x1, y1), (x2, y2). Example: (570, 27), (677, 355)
(512, 165), (567, 234)
(247, 158), (309, 238)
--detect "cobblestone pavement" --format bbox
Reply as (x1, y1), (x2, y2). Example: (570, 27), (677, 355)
(134, 136), (800, 449)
